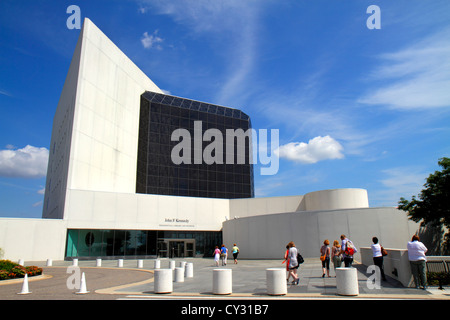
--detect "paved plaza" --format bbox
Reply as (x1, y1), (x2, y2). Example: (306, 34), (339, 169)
(0, 257), (449, 301)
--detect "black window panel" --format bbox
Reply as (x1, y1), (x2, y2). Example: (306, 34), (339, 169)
(137, 92), (254, 199)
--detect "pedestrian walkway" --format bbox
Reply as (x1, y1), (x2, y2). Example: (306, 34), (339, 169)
(1, 258), (449, 300)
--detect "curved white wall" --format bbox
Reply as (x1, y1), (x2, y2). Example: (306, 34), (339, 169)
(303, 188), (369, 211)
(223, 207), (419, 260)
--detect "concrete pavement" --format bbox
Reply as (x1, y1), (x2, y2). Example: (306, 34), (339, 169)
(0, 258), (449, 300)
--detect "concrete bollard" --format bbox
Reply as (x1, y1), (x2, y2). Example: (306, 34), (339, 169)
(336, 267), (359, 296)
(185, 262), (194, 278)
(72, 258), (78, 266)
(46, 259), (53, 267)
(154, 259), (161, 269)
(174, 267), (185, 283)
(266, 268), (287, 296)
(154, 269), (173, 294)
(117, 259), (124, 268)
(169, 260), (176, 270)
(96, 258), (102, 267)
(137, 260), (144, 268)
(179, 261), (186, 270)
(213, 269), (232, 295)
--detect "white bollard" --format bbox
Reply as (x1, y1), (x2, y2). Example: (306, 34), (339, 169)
(213, 269), (232, 295)
(154, 269), (173, 294)
(174, 267), (185, 283)
(336, 267), (359, 296)
(266, 268), (287, 296)
(117, 259), (123, 268)
(96, 258), (102, 267)
(169, 260), (176, 270)
(17, 274), (31, 295)
(154, 259), (161, 269)
(18, 259), (24, 266)
(46, 259), (53, 267)
(76, 272), (89, 294)
(179, 261), (186, 270)
(72, 258), (78, 266)
(137, 260), (144, 268)
(185, 262), (194, 278)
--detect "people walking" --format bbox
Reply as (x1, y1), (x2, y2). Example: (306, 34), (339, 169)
(371, 237), (387, 281)
(331, 240), (342, 273)
(407, 235), (428, 289)
(220, 244), (228, 266)
(232, 243), (240, 264)
(320, 239), (331, 277)
(340, 235), (357, 267)
(287, 241), (300, 285)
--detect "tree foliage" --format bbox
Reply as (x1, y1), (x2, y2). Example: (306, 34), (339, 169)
(398, 157), (450, 251)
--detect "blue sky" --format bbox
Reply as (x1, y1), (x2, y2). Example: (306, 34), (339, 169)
(1, 0), (449, 218)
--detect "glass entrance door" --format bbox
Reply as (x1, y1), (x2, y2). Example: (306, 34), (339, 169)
(157, 239), (195, 258)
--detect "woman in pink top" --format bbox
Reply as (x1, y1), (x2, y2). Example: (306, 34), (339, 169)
(213, 246), (221, 267)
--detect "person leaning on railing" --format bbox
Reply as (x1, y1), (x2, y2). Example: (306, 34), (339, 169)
(407, 235), (428, 289)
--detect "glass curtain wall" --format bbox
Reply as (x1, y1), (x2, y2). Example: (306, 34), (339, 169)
(65, 229), (222, 259)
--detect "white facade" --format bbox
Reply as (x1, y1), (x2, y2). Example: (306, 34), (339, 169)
(0, 18), (421, 262)
(43, 18), (163, 220)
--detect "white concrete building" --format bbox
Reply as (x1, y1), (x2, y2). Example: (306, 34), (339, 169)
(0, 18), (420, 262)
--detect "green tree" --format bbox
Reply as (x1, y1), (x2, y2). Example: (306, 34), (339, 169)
(398, 157), (450, 254)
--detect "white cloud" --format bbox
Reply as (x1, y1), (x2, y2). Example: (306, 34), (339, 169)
(0, 145), (49, 178)
(141, 30), (163, 50)
(359, 28), (450, 110)
(276, 136), (344, 164)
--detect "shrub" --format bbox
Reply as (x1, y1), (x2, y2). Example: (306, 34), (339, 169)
(0, 270), (9, 280)
(10, 265), (26, 278)
(0, 260), (19, 272)
(25, 266), (43, 276)
(0, 260), (43, 280)
(427, 272), (450, 286)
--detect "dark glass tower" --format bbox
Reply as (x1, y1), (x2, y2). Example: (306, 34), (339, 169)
(136, 91), (254, 199)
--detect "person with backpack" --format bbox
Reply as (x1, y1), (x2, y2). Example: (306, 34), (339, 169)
(340, 234), (357, 267)
(287, 241), (300, 285)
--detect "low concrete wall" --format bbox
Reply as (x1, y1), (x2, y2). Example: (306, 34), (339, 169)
(0, 218), (67, 261)
(361, 247), (414, 287)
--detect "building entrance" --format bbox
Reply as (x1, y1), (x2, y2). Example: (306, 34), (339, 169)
(157, 239), (195, 258)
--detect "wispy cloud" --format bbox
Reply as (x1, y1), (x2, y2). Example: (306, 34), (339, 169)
(359, 28), (450, 110)
(0, 145), (49, 178)
(370, 166), (427, 207)
(141, 30), (163, 50)
(136, 0), (266, 106)
(0, 89), (12, 97)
